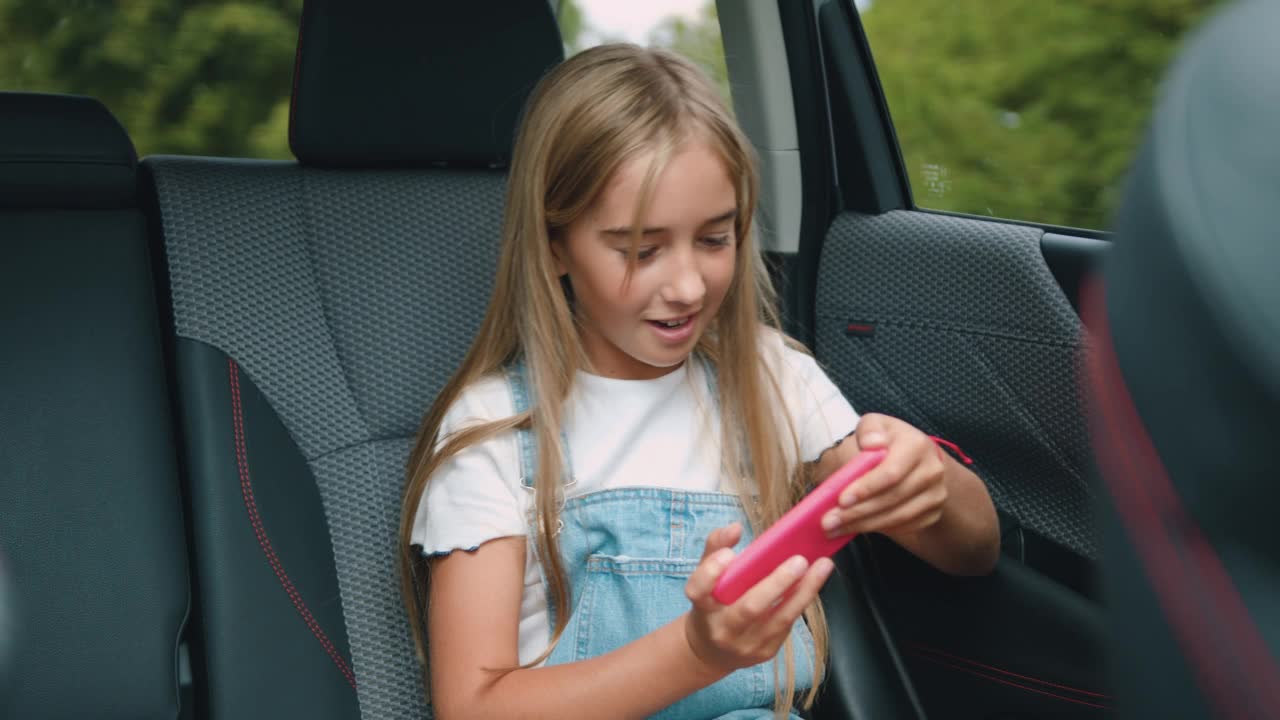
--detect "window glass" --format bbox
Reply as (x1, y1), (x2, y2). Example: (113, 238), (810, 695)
(859, 0), (1226, 229)
(0, 0), (303, 159)
(559, 0), (731, 107)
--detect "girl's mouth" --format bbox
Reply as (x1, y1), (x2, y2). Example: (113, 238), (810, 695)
(647, 314), (697, 342)
(651, 316), (690, 328)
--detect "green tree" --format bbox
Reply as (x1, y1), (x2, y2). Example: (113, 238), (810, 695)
(648, 1), (732, 108)
(557, 0), (587, 56)
(860, 0), (1224, 229)
(0, 0), (302, 159)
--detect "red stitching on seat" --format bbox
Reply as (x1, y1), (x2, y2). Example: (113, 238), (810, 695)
(229, 359), (358, 690)
(906, 649), (1108, 710)
(904, 642), (1110, 699)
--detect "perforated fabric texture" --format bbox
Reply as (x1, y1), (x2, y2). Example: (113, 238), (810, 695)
(815, 211), (1095, 557)
(150, 156), (505, 718)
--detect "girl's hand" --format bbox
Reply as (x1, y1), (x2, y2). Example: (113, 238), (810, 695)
(821, 413), (949, 539)
(681, 523), (834, 675)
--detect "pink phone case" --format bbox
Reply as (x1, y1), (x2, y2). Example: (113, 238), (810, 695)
(711, 448), (887, 605)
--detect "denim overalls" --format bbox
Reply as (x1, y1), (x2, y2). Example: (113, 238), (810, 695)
(506, 358), (815, 720)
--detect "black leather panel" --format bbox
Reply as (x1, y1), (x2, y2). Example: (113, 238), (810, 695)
(813, 540), (926, 720)
(1041, 233), (1107, 315)
(289, 0), (563, 168)
(0, 92), (137, 209)
(869, 537), (1107, 718)
(0, 210), (187, 719)
(1094, 486), (1210, 719)
(173, 339), (359, 720)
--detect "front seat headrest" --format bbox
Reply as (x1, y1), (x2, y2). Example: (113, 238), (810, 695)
(289, 1), (564, 169)
(1102, 0), (1280, 515)
(1088, 1), (1280, 716)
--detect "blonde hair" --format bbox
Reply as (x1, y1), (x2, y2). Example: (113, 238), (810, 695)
(399, 44), (827, 716)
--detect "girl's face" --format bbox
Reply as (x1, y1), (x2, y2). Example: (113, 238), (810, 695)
(552, 141), (738, 380)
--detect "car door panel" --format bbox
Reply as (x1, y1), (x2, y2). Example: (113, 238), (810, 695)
(812, 209), (1108, 717)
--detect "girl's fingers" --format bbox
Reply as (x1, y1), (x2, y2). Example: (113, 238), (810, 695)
(688, 523), (743, 608)
(827, 460), (945, 536)
(854, 414), (892, 449)
(845, 484), (947, 535)
(732, 554), (810, 619)
(764, 557), (835, 635)
(837, 448), (915, 508)
(833, 461), (924, 523)
(699, 522), (741, 561)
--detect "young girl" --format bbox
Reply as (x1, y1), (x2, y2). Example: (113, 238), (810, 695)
(399, 44), (999, 720)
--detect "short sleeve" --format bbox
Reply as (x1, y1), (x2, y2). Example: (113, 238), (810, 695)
(766, 331), (861, 463)
(409, 377), (526, 556)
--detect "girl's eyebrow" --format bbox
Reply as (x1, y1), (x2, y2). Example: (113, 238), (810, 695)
(600, 208), (738, 237)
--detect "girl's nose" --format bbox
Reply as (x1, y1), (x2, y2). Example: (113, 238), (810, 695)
(660, 247), (706, 306)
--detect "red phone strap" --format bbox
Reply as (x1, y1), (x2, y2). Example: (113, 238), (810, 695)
(929, 435), (974, 465)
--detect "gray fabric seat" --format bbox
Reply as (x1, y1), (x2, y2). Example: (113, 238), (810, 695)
(142, 3), (563, 718)
(0, 91), (189, 719)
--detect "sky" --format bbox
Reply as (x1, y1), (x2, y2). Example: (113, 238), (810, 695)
(577, 0), (702, 45)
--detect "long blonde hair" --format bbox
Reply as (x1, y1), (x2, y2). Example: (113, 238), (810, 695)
(399, 44), (827, 716)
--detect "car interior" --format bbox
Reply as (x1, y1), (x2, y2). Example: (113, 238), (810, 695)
(1, 0), (1274, 718)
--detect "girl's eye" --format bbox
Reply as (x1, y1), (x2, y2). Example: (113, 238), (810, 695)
(619, 247), (658, 260)
(701, 234), (731, 247)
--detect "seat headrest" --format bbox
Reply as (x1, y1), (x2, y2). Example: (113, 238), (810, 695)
(1100, 0), (1280, 497)
(0, 92), (137, 210)
(288, 1), (564, 169)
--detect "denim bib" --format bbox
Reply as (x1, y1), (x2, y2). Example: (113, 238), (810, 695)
(506, 359), (815, 719)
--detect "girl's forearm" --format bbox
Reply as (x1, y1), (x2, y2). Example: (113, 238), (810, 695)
(437, 615), (728, 720)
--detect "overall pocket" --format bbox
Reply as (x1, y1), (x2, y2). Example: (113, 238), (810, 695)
(571, 554), (814, 719)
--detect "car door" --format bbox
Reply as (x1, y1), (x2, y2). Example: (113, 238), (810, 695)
(765, 1), (1225, 717)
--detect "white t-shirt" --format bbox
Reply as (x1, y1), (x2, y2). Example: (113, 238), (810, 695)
(410, 330), (859, 665)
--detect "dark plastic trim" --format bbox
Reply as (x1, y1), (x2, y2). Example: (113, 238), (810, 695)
(1042, 233), (1110, 314)
(776, 0), (837, 350)
(817, 0), (910, 213)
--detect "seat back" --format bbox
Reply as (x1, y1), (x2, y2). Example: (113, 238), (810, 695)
(143, 3), (562, 717)
(0, 92), (189, 719)
(1088, 1), (1280, 717)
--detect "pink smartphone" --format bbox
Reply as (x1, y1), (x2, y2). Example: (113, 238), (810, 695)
(711, 448), (887, 605)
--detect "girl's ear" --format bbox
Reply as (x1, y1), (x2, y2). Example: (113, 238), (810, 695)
(549, 236), (569, 276)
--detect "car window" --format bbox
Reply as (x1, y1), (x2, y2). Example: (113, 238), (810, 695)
(0, 1), (731, 160)
(559, 0), (731, 107)
(858, 0), (1226, 230)
(0, 0), (303, 159)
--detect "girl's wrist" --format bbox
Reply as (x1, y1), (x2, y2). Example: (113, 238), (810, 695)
(674, 613), (733, 686)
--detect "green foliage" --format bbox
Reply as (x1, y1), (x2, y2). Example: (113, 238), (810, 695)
(860, 0), (1224, 229)
(0, 0), (1223, 229)
(0, 0), (302, 159)
(557, 0), (586, 56)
